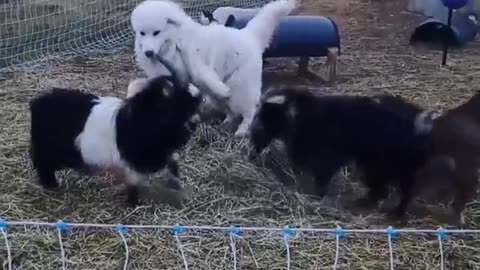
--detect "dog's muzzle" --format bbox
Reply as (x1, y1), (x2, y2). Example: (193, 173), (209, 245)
(144, 50), (154, 58)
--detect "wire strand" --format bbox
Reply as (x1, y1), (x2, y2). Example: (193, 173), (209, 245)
(438, 234), (445, 270)
(1, 228), (12, 270)
(2, 220), (480, 234)
(229, 233), (238, 270)
(57, 229), (67, 270)
(118, 230), (129, 270)
(333, 234), (340, 270)
(175, 233), (189, 270)
(388, 234), (394, 270)
(283, 234), (291, 270)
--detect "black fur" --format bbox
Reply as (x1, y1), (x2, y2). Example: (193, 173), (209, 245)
(415, 91), (480, 225)
(224, 15), (235, 27)
(201, 10), (216, 23)
(29, 88), (98, 189)
(250, 89), (431, 218)
(202, 10), (235, 27)
(115, 76), (201, 205)
(29, 76), (201, 206)
(116, 76), (201, 175)
(201, 11), (267, 64)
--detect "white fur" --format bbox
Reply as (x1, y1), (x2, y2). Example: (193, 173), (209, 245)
(75, 87), (172, 187)
(128, 77), (200, 104)
(131, 20), (213, 113)
(414, 110), (441, 135)
(75, 97), (124, 170)
(127, 78), (149, 98)
(198, 7), (260, 25)
(131, 0), (296, 137)
(265, 95), (286, 104)
(187, 84), (200, 97)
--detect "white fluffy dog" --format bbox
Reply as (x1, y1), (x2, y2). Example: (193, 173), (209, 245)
(131, 0), (297, 137)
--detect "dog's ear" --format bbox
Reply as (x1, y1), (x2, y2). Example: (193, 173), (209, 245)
(199, 11), (208, 23)
(202, 10), (214, 22)
(201, 10), (209, 19)
(166, 18), (181, 27)
(224, 15), (235, 27)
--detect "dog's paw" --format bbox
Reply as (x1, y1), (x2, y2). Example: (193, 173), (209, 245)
(234, 129), (248, 138)
(222, 115), (235, 125)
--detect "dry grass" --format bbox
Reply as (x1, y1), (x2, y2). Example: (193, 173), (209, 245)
(1, 0), (480, 269)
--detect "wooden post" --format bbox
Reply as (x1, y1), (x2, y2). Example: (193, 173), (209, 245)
(296, 47), (338, 85)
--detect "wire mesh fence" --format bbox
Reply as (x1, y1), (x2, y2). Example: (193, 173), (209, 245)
(0, 0), (270, 73)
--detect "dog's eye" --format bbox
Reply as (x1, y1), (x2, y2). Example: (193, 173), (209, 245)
(140, 31), (145, 36)
(153, 30), (160, 36)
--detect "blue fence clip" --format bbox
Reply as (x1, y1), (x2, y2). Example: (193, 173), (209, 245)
(172, 223), (186, 234)
(116, 223), (126, 233)
(282, 225), (296, 238)
(386, 226), (398, 238)
(437, 227), (447, 239)
(228, 225), (240, 235)
(0, 218), (8, 230)
(56, 220), (68, 232)
(334, 226), (345, 237)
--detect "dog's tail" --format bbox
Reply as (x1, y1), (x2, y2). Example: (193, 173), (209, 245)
(243, 0), (296, 51)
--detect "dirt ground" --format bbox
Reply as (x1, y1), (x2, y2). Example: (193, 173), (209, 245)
(1, 0), (480, 269)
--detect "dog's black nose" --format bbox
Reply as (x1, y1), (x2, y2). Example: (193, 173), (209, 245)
(144, 50), (154, 58)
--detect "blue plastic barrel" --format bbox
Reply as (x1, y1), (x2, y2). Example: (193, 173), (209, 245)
(410, 11), (478, 48)
(228, 15), (341, 58)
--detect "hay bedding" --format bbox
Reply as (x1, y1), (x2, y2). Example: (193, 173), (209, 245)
(1, 0), (480, 269)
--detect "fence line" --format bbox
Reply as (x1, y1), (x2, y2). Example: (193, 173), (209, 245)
(0, 218), (475, 269)
(2, 219), (480, 234)
(0, 0), (271, 73)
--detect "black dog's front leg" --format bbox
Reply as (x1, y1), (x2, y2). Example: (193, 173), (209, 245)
(390, 179), (414, 219)
(125, 170), (143, 207)
(297, 151), (346, 198)
(165, 153), (183, 190)
(356, 168), (389, 208)
(312, 158), (345, 197)
(126, 184), (139, 207)
(167, 153), (180, 178)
